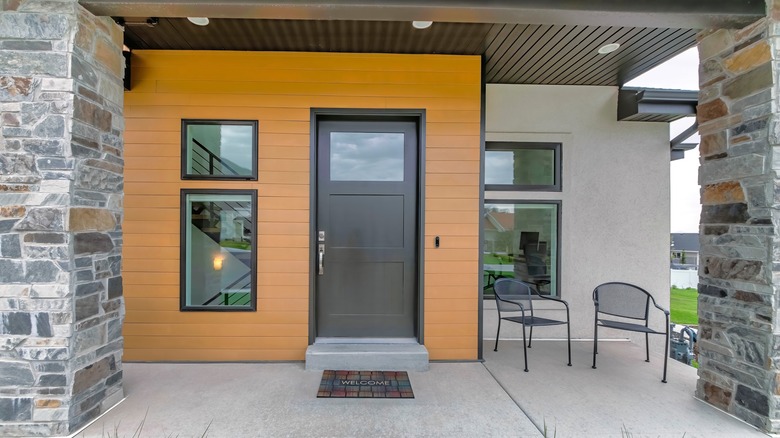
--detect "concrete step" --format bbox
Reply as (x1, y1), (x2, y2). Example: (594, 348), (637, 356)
(305, 342), (429, 371)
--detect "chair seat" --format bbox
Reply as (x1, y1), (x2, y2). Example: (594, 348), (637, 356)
(598, 319), (663, 334)
(504, 315), (567, 327)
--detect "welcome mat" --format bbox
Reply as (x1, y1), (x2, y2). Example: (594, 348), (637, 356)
(317, 370), (414, 398)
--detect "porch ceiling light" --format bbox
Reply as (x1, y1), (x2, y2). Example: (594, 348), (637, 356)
(597, 43), (621, 54)
(412, 21), (433, 29)
(187, 17), (210, 26)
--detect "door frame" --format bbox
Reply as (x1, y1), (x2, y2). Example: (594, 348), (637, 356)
(308, 108), (426, 344)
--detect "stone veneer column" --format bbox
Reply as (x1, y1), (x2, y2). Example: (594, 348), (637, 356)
(696, 3), (780, 433)
(0, 0), (124, 436)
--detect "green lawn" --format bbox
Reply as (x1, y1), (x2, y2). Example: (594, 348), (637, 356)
(484, 253), (514, 264)
(670, 287), (698, 325)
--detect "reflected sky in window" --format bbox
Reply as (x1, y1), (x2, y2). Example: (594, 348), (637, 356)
(219, 125), (253, 174)
(485, 149), (555, 186)
(485, 151), (513, 185)
(330, 132), (404, 181)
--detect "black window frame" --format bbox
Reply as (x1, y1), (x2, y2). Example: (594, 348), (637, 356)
(485, 141), (561, 192)
(180, 188), (258, 312)
(482, 199), (562, 298)
(181, 119), (259, 181)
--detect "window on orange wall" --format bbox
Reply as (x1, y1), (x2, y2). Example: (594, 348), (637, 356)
(181, 120), (258, 180)
(180, 189), (257, 311)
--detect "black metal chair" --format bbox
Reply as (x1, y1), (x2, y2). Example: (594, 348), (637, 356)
(592, 282), (670, 383)
(493, 278), (571, 372)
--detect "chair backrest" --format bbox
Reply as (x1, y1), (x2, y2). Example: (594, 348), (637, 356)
(593, 282), (650, 320)
(494, 278), (534, 314)
(525, 253), (547, 276)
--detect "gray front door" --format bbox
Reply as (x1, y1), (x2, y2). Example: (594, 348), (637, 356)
(316, 119), (418, 338)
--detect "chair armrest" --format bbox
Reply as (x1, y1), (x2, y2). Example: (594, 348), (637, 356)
(536, 293), (569, 309)
(651, 301), (670, 316)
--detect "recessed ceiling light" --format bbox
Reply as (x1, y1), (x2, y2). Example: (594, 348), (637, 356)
(412, 21), (433, 29)
(597, 43), (620, 54)
(187, 17), (209, 26)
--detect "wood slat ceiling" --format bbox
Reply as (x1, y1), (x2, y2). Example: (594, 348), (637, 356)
(121, 18), (697, 86)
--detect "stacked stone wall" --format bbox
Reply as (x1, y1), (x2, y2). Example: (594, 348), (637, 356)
(696, 8), (780, 432)
(0, 0), (124, 436)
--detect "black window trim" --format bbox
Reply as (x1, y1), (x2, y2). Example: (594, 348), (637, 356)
(181, 119), (259, 181)
(180, 188), (258, 312)
(483, 199), (562, 299)
(484, 141), (561, 192)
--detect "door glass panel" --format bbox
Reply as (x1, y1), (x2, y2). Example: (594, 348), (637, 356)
(330, 132), (404, 181)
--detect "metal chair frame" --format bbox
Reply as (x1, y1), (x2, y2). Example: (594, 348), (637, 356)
(493, 278), (572, 372)
(592, 282), (670, 383)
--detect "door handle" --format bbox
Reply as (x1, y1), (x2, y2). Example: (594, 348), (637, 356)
(318, 243), (325, 275)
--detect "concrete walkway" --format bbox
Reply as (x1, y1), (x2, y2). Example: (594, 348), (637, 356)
(483, 340), (765, 438)
(76, 340), (765, 438)
(77, 361), (539, 437)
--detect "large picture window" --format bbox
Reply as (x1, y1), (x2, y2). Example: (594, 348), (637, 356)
(181, 189), (257, 311)
(182, 120), (258, 180)
(483, 202), (560, 297)
(485, 142), (561, 191)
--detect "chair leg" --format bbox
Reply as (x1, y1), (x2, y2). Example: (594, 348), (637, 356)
(566, 320), (572, 367)
(494, 318), (501, 352)
(662, 330), (669, 383)
(592, 320), (598, 369)
(521, 325), (529, 372)
(645, 332), (650, 362)
(528, 326), (533, 348)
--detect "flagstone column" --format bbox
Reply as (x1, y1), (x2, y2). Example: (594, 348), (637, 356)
(696, 3), (780, 432)
(0, 0), (125, 436)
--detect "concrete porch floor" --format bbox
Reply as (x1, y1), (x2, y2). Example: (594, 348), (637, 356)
(76, 341), (764, 437)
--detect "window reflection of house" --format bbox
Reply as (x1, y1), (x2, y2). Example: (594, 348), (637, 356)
(484, 210), (515, 254)
(670, 233), (699, 269)
(483, 204), (558, 296)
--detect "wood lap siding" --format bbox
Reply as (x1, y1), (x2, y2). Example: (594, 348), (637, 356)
(123, 51), (481, 361)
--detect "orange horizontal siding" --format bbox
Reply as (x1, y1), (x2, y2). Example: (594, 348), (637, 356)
(124, 310), (309, 325)
(428, 349), (477, 361)
(124, 50), (481, 362)
(427, 148), (480, 161)
(124, 284), (305, 299)
(124, 323), (308, 337)
(132, 67), (480, 84)
(424, 236), (478, 249)
(425, 324), (479, 337)
(124, 349), (305, 361)
(425, 336), (478, 350)
(127, 297), (309, 312)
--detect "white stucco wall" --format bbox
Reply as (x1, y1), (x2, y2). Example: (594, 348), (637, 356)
(483, 84), (671, 353)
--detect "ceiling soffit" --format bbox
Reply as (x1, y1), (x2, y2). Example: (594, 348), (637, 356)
(81, 0), (764, 29)
(120, 19), (698, 86)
